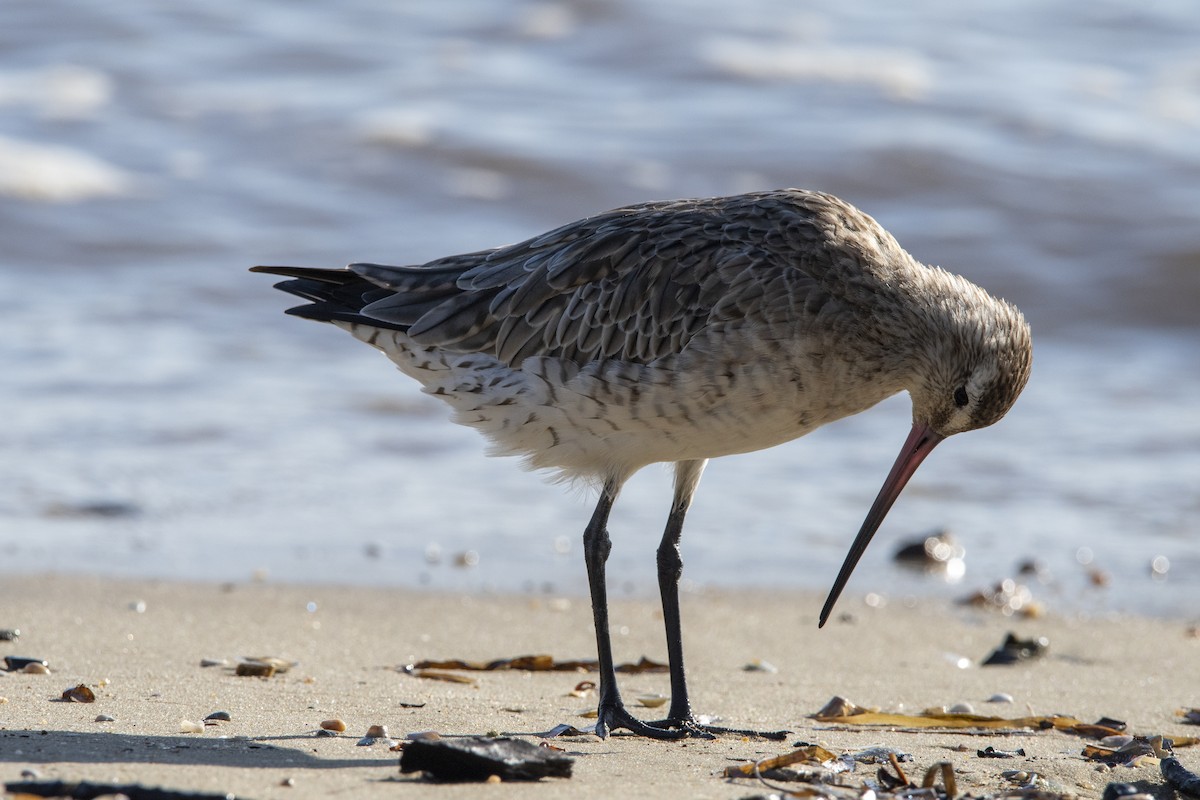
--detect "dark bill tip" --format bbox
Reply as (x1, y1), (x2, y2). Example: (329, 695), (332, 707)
(818, 422), (944, 628)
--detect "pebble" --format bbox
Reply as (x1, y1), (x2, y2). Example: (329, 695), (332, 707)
(179, 719), (205, 734)
(407, 731), (442, 741)
(205, 710), (232, 722)
(987, 693), (1015, 703)
(236, 661), (277, 677)
(21, 768), (41, 779)
(365, 724), (389, 738)
(0, 628), (19, 641)
(280, 777), (296, 787)
(315, 728), (339, 738)
(320, 719), (347, 732)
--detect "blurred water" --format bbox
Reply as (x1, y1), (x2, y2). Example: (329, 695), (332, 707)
(1, 0), (1197, 619)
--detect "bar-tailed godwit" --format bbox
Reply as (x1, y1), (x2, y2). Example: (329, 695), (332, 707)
(253, 189), (1033, 739)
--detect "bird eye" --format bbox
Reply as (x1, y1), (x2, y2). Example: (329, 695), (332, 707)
(954, 386), (969, 408)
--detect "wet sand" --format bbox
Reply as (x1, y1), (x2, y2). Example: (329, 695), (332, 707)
(1, 574), (1197, 799)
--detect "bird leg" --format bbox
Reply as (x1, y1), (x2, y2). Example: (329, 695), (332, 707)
(646, 460), (790, 741)
(583, 480), (686, 740)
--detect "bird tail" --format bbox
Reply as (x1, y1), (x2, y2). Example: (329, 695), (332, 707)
(249, 265), (407, 331)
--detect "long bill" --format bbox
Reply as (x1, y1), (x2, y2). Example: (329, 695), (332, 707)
(818, 421), (945, 628)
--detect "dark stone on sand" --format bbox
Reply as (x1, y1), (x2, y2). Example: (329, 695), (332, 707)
(399, 736), (573, 782)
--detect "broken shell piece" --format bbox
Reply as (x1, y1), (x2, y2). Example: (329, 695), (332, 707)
(204, 710), (232, 722)
(199, 658), (228, 668)
(813, 696), (872, 719)
(95, 714), (115, 722)
(987, 693), (1015, 703)
(62, 684), (96, 703)
(948, 702), (975, 714)
(320, 719), (347, 732)
(179, 719), (205, 734)
(742, 660), (779, 673)
(635, 693), (668, 709)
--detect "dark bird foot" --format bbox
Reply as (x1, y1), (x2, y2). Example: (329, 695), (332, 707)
(597, 703), (790, 741)
(651, 715), (791, 741)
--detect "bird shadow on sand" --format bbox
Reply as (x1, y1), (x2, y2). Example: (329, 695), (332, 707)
(0, 728), (396, 770)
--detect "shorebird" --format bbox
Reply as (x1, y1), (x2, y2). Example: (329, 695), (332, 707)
(253, 189), (1032, 740)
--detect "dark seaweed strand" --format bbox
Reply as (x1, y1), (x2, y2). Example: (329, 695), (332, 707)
(3, 780), (242, 800)
(1162, 757), (1200, 798)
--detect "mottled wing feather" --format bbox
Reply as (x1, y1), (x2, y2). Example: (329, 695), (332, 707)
(350, 192), (837, 367)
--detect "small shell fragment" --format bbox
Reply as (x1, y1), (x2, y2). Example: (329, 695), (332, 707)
(987, 693), (1015, 704)
(315, 728), (338, 738)
(205, 710), (232, 722)
(180, 719), (205, 734)
(62, 684), (96, 703)
(948, 702), (975, 714)
(635, 693), (668, 709)
(320, 719), (347, 732)
(199, 658), (228, 668)
(95, 714), (116, 722)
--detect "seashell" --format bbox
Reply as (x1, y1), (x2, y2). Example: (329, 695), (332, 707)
(205, 710), (232, 721)
(62, 684), (96, 703)
(23, 662), (51, 675)
(365, 724), (389, 738)
(635, 693), (668, 709)
(280, 777), (295, 787)
(0, 628), (19, 641)
(245, 656), (295, 673)
(21, 768), (41, 780)
(987, 693), (1015, 703)
(199, 658), (228, 668)
(948, 702), (974, 714)
(742, 660), (778, 673)
(179, 719), (205, 734)
(315, 728), (338, 738)
(356, 736), (377, 746)
(320, 719), (347, 732)
(95, 714), (116, 722)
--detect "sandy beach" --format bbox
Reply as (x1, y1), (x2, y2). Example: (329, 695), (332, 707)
(1, 574), (1197, 799)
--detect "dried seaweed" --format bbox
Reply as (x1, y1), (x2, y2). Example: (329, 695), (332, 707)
(723, 745), (839, 778)
(405, 654), (667, 673)
(810, 697), (1164, 742)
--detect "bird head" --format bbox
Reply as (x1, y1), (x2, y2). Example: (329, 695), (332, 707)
(818, 273), (1032, 627)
